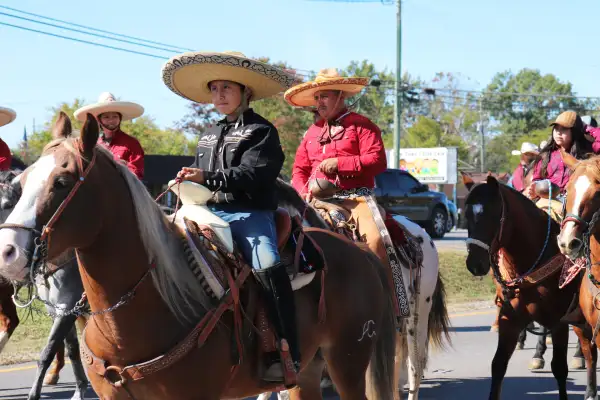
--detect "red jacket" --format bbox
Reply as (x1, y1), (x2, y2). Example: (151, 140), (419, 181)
(98, 129), (144, 180)
(0, 139), (12, 171)
(292, 110), (387, 195)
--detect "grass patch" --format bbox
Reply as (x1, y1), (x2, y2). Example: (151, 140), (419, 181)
(0, 300), (53, 366)
(438, 250), (496, 303)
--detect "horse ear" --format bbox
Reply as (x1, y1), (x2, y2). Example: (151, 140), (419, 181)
(80, 113), (99, 156)
(486, 175), (499, 189)
(52, 111), (72, 139)
(560, 148), (579, 171)
(461, 171), (475, 191)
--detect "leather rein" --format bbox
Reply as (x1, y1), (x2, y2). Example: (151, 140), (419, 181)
(466, 183), (554, 300)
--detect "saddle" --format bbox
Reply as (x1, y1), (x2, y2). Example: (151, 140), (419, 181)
(167, 180), (325, 388)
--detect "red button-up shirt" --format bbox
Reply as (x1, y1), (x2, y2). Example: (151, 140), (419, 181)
(292, 110), (387, 195)
(0, 139), (11, 171)
(98, 129), (144, 180)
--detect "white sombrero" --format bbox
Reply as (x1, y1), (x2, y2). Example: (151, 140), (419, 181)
(0, 107), (16, 128)
(74, 92), (144, 122)
(161, 51), (297, 104)
(284, 68), (369, 108)
(511, 142), (540, 156)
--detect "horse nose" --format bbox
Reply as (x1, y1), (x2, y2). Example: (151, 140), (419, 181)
(1, 244), (16, 264)
(568, 237), (583, 253)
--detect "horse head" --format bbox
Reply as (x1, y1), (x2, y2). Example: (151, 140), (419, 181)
(558, 150), (600, 259)
(463, 175), (505, 276)
(0, 111), (103, 281)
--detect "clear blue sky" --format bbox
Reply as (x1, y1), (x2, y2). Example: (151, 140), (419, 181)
(1, 0), (599, 149)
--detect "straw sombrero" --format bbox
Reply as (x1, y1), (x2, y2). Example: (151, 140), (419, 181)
(161, 51), (296, 103)
(0, 107), (16, 128)
(74, 92), (144, 122)
(284, 68), (369, 107)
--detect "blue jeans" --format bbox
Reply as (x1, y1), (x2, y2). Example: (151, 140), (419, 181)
(208, 204), (280, 270)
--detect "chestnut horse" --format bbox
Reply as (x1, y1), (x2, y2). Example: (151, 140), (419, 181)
(557, 151), (600, 400)
(463, 175), (595, 400)
(0, 113), (397, 400)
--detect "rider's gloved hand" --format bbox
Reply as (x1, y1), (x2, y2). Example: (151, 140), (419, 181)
(177, 167), (205, 184)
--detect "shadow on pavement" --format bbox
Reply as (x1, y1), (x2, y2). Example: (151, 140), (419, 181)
(417, 376), (588, 399)
(0, 383), (99, 399)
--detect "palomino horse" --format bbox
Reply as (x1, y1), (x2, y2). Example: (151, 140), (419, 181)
(257, 180), (451, 400)
(464, 175), (595, 400)
(0, 112), (398, 399)
(0, 168), (89, 400)
(556, 150), (600, 400)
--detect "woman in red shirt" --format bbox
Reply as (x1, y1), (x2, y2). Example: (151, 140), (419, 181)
(525, 111), (599, 198)
(0, 108), (15, 171)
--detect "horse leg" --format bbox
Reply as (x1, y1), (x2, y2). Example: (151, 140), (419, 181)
(0, 288), (19, 354)
(529, 325), (547, 370)
(573, 325), (597, 400)
(549, 324), (569, 400)
(286, 357), (326, 400)
(27, 315), (77, 400)
(570, 335), (586, 370)
(43, 342), (65, 385)
(64, 324), (88, 400)
(516, 328), (526, 350)
(489, 314), (524, 400)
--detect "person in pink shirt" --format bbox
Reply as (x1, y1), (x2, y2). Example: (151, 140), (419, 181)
(525, 110), (600, 199)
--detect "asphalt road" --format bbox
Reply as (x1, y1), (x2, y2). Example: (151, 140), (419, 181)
(0, 309), (593, 399)
(434, 228), (467, 253)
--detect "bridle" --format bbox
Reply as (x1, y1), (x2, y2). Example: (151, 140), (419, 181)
(562, 201), (600, 287)
(466, 182), (553, 299)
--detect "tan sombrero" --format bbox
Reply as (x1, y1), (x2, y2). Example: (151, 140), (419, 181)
(284, 68), (369, 107)
(0, 107), (16, 128)
(161, 51), (296, 103)
(74, 92), (144, 122)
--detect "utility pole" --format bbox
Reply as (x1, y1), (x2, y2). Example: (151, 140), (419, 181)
(479, 98), (485, 173)
(392, 0), (402, 168)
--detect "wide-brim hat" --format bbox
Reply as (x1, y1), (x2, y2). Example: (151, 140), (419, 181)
(0, 107), (16, 128)
(511, 142), (539, 156)
(161, 51), (296, 103)
(284, 68), (369, 107)
(74, 92), (144, 122)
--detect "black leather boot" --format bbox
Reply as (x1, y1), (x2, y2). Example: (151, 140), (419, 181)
(254, 262), (301, 381)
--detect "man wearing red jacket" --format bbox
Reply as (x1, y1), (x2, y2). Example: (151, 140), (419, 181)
(0, 108), (15, 171)
(285, 69), (410, 320)
(74, 92), (145, 180)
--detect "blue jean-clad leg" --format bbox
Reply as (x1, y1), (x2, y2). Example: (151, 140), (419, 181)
(209, 205), (280, 270)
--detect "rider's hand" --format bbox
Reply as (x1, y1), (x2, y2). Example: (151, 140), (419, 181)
(177, 167), (204, 184)
(304, 191), (313, 203)
(524, 183), (536, 199)
(318, 158), (338, 175)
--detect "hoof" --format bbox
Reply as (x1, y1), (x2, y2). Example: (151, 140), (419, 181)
(43, 373), (60, 386)
(529, 358), (545, 370)
(320, 377), (333, 389)
(490, 325), (499, 332)
(516, 342), (524, 350)
(545, 336), (552, 345)
(570, 356), (586, 370)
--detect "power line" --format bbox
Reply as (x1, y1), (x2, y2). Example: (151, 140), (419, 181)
(0, 21), (169, 60)
(0, 11), (181, 53)
(0, 4), (192, 52)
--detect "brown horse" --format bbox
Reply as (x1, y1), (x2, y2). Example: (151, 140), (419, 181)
(557, 151), (600, 400)
(463, 175), (595, 400)
(0, 112), (398, 400)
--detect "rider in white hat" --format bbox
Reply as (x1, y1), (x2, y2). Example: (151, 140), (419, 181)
(0, 107), (16, 171)
(74, 93), (145, 180)
(509, 142), (539, 193)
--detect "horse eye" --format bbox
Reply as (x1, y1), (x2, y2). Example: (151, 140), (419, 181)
(53, 177), (70, 189)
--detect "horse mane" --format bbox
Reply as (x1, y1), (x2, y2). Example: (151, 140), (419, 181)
(274, 177), (329, 229)
(574, 155), (600, 180)
(59, 138), (212, 325)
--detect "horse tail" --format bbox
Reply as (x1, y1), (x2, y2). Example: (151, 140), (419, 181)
(366, 253), (398, 400)
(428, 273), (452, 351)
